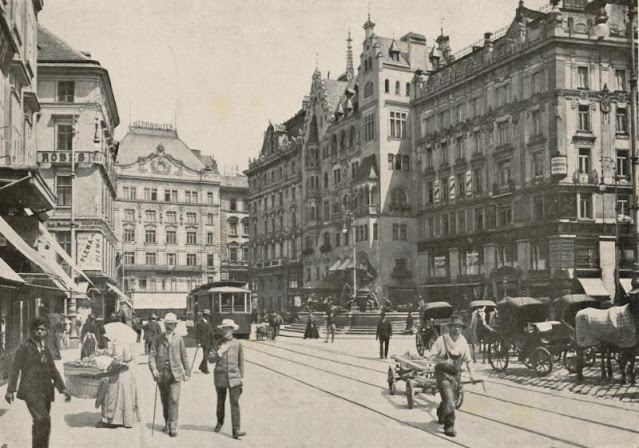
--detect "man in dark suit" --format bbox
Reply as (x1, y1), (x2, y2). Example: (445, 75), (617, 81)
(376, 311), (393, 359)
(196, 309), (215, 374)
(5, 316), (71, 448)
(143, 313), (162, 355)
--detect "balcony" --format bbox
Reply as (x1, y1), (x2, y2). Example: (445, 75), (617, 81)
(125, 264), (204, 272)
(319, 244), (332, 254)
(302, 247), (314, 257)
(492, 180), (515, 195)
(305, 159), (320, 170)
(388, 203), (412, 214)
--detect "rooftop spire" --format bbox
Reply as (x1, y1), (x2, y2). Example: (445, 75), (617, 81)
(346, 30), (354, 80)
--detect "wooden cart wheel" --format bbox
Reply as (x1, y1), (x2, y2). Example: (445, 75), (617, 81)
(530, 347), (553, 376)
(488, 336), (509, 372)
(416, 333), (424, 356)
(584, 347), (597, 367)
(406, 378), (415, 409)
(562, 348), (578, 373)
(454, 384), (464, 409)
(387, 367), (396, 395)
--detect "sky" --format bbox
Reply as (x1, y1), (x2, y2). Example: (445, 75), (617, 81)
(39, 0), (549, 174)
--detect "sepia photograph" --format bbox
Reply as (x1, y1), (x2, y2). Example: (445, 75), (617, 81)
(0, 0), (638, 446)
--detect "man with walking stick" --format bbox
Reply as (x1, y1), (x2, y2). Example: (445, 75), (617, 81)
(196, 309), (215, 374)
(149, 313), (191, 437)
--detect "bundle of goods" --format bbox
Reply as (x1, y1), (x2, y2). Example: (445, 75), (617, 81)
(64, 352), (128, 399)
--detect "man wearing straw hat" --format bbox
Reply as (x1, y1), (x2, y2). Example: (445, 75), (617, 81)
(208, 318), (245, 439)
(427, 314), (476, 438)
(149, 312), (191, 437)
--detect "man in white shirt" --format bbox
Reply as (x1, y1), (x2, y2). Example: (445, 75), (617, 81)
(426, 314), (475, 438)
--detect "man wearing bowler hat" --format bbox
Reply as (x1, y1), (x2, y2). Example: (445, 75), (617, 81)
(143, 313), (162, 355)
(196, 309), (215, 374)
(427, 314), (476, 438)
(149, 313), (191, 437)
(209, 319), (245, 439)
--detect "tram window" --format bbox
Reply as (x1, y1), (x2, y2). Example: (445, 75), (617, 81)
(221, 294), (233, 312)
(213, 294), (221, 313)
(232, 293), (246, 312)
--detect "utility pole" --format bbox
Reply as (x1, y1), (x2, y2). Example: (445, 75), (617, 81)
(628, 3), (639, 274)
(342, 207), (356, 298)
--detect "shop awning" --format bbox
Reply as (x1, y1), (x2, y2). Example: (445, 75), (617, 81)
(0, 255), (24, 284)
(132, 293), (186, 310)
(620, 278), (634, 295)
(328, 259), (344, 271)
(341, 258), (353, 270)
(106, 283), (133, 309)
(577, 278), (610, 297)
(0, 215), (72, 292)
(38, 223), (94, 287)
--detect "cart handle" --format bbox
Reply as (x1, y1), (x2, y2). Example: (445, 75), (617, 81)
(460, 379), (486, 393)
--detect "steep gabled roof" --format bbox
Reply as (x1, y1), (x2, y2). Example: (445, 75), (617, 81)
(353, 155), (378, 182)
(37, 25), (99, 64)
(376, 36), (410, 68)
(322, 79), (348, 111)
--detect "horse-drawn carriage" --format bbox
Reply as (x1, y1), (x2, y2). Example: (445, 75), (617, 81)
(415, 302), (453, 356)
(485, 297), (583, 376)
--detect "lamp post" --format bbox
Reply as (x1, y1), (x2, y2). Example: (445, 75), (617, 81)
(600, 156), (620, 302)
(342, 207), (356, 298)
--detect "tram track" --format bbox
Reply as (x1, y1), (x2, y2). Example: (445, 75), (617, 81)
(244, 343), (603, 447)
(255, 340), (639, 434)
(282, 338), (639, 412)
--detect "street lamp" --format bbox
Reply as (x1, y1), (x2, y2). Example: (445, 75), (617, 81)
(342, 207), (356, 298)
(600, 156), (620, 302)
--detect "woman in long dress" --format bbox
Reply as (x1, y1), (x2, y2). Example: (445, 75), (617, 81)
(304, 313), (319, 339)
(96, 338), (140, 428)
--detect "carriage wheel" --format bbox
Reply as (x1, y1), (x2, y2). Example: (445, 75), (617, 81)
(416, 333), (424, 356)
(530, 347), (553, 376)
(563, 348), (578, 373)
(454, 384), (464, 409)
(387, 367), (396, 395)
(584, 347), (597, 367)
(406, 378), (415, 409)
(488, 337), (509, 372)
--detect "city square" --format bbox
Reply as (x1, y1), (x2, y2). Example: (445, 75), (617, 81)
(0, 0), (638, 446)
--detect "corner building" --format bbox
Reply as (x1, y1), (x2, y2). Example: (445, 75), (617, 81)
(413, 0), (636, 304)
(115, 122), (248, 318)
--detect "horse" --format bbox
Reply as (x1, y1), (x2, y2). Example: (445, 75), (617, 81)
(574, 296), (639, 384)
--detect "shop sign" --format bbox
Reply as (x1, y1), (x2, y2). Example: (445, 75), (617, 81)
(37, 151), (105, 165)
(434, 256), (447, 268)
(549, 238), (574, 269)
(466, 251), (479, 266)
(294, 296), (302, 307)
(77, 232), (103, 271)
(551, 154), (568, 177)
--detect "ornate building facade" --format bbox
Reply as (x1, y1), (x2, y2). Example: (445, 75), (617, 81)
(413, 0), (636, 305)
(36, 25), (122, 318)
(115, 122), (248, 318)
(245, 111), (305, 311)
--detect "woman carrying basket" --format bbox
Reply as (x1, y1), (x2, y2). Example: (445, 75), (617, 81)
(427, 314), (476, 438)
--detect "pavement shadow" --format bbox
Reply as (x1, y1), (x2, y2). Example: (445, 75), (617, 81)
(65, 411), (101, 428)
(0, 408), (9, 419)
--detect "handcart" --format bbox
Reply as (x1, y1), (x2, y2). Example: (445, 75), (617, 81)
(387, 352), (484, 410)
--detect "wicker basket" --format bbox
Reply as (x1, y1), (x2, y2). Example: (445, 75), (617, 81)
(65, 374), (103, 399)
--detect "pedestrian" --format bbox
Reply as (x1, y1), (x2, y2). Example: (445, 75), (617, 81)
(196, 309), (215, 374)
(5, 316), (72, 448)
(80, 314), (99, 359)
(96, 330), (140, 428)
(427, 314), (476, 438)
(304, 313), (319, 339)
(143, 313), (162, 355)
(95, 317), (108, 349)
(208, 319), (246, 439)
(273, 313), (283, 338)
(324, 306), (336, 343)
(62, 315), (71, 349)
(149, 312), (191, 437)
(376, 311), (392, 359)
(132, 314), (142, 343)
(405, 311), (414, 334)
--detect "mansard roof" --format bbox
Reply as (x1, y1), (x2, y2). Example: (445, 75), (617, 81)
(38, 25), (99, 64)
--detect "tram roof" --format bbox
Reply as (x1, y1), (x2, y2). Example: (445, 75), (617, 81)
(199, 286), (251, 294)
(188, 280), (250, 297)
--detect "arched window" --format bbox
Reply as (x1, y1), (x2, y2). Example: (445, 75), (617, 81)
(384, 79), (390, 93)
(331, 135), (337, 155)
(395, 81), (400, 95)
(391, 188), (408, 205)
(349, 127), (356, 148)
(340, 131), (346, 151)
(342, 194), (349, 209)
(405, 82), (411, 96)
(324, 172), (329, 188)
